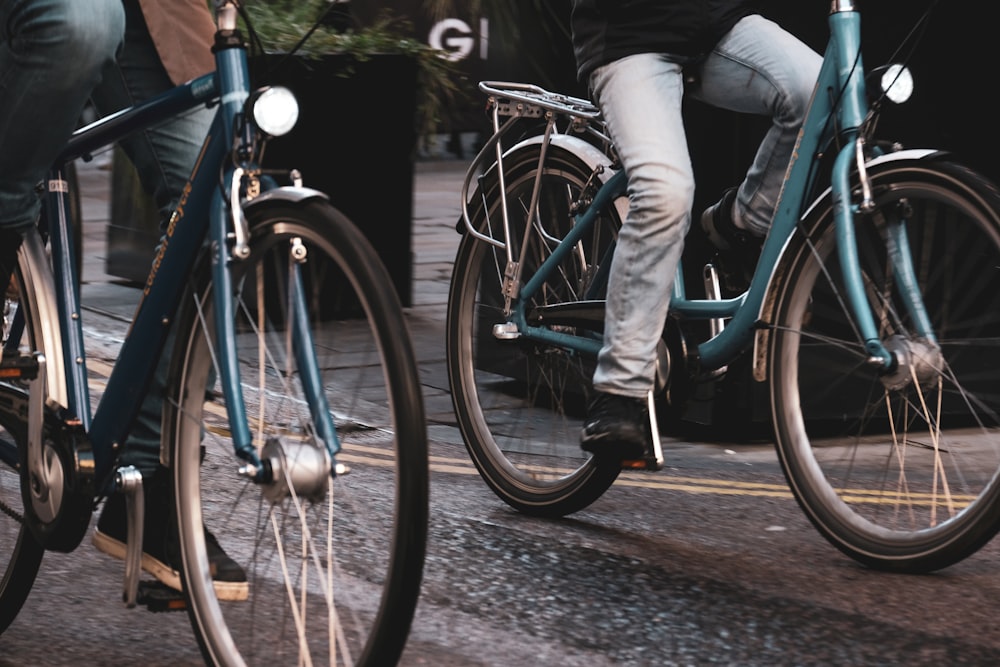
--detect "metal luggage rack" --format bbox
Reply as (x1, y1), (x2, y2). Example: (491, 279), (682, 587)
(461, 81), (615, 248)
(478, 80), (602, 121)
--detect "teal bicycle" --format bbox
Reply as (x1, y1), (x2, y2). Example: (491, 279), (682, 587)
(447, 0), (1000, 573)
(0, 2), (428, 665)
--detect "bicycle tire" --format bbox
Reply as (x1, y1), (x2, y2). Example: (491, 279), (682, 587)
(0, 236), (49, 633)
(768, 157), (1000, 573)
(164, 198), (429, 666)
(0, 411), (43, 635)
(447, 142), (626, 518)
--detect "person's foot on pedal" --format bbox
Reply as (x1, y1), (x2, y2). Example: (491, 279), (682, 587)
(699, 187), (764, 292)
(91, 468), (248, 601)
(581, 390), (651, 461)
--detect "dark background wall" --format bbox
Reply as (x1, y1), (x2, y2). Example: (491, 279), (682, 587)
(689, 1), (1000, 209)
(349, 1), (997, 188)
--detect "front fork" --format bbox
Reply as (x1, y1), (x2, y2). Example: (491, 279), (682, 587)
(212, 167), (343, 483)
(831, 136), (937, 372)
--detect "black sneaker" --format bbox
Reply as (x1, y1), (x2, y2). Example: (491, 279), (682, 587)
(580, 391), (651, 461)
(92, 470), (248, 602)
(699, 187), (763, 293)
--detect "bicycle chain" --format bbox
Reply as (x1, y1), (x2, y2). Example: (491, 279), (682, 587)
(0, 496), (23, 524)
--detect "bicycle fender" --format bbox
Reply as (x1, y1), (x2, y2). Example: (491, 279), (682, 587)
(514, 133), (630, 221)
(16, 228), (68, 408)
(244, 185), (330, 209)
(509, 133), (619, 180)
(456, 133), (626, 235)
(752, 148), (942, 382)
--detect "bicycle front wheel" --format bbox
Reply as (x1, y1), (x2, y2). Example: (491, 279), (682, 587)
(165, 199), (428, 665)
(769, 158), (1000, 572)
(448, 143), (625, 517)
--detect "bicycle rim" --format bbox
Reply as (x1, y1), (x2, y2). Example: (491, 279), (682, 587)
(0, 228), (72, 631)
(447, 144), (624, 517)
(166, 200), (428, 665)
(0, 255), (45, 633)
(769, 159), (1000, 572)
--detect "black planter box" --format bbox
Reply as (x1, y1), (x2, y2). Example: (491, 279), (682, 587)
(255, 52), (420, 308)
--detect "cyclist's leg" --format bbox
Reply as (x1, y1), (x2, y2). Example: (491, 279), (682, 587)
(570, 54), (693, 464)
(0, 0), (124, 266)
(89, 1), (213, 229)
(586, 53), (691, 436)
(691, 14), (822, 234)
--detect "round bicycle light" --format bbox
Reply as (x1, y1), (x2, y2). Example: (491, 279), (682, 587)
(251, 85), (299, 137)
(879, 64), (913, 104)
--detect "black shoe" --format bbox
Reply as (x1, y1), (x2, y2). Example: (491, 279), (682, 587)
(581, 391), (651, 461)
(92, 469), (248, 601)
(699, 187), (763, 293)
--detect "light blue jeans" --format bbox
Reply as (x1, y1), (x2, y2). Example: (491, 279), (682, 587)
(589, 15), (822, 398)
(0, 0), (214, 473)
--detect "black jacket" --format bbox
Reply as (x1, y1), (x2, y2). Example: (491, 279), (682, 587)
(570, 0), (759, 81)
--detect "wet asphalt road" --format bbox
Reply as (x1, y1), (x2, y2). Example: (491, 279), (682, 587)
(4, 159), (1000, 666)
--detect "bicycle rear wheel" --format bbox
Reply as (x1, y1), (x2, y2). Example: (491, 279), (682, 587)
(0, 235), (62, 633)
(165, 199), (428, 666)
(0, 421), (40, 636)
(0, 248), (45, 633)
(447, 142), (625, 517)
(769, 158), (1000, 572)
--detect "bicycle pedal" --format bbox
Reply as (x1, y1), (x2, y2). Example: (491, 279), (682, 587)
(620, 456), (663, 472)
(135, 580), (187, 613)
(0, 353), (39, 380)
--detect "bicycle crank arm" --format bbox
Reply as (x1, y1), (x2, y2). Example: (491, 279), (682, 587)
(116, 465), (144, 608)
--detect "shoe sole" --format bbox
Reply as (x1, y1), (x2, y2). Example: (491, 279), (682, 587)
(580, 428), (646, 460)
(92, 529), (249, 602)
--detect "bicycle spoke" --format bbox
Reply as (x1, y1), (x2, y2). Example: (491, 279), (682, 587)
(770, 160), (1000, 572)
(448, 145), (624, 517)
(168, 201), (426, 665)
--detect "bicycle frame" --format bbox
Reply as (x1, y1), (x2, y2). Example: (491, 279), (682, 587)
(17, 2), (338, 486)
(464, 2), (935, 376)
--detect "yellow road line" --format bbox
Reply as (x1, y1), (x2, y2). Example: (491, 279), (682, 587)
(81, 357), (973, 508)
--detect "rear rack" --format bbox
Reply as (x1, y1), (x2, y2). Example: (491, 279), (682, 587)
(460, 81), (612, 250)
(477, 81), (602, 122)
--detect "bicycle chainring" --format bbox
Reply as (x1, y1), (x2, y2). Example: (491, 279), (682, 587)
(20, 413), (95, 552)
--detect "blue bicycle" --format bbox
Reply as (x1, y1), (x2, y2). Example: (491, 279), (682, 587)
(0, 2), (428, 664)
(448, 1), (1000, 573)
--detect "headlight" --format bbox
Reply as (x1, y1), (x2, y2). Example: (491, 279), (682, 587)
(878, 64), (913, 104)
(251, 86), (299, 137)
